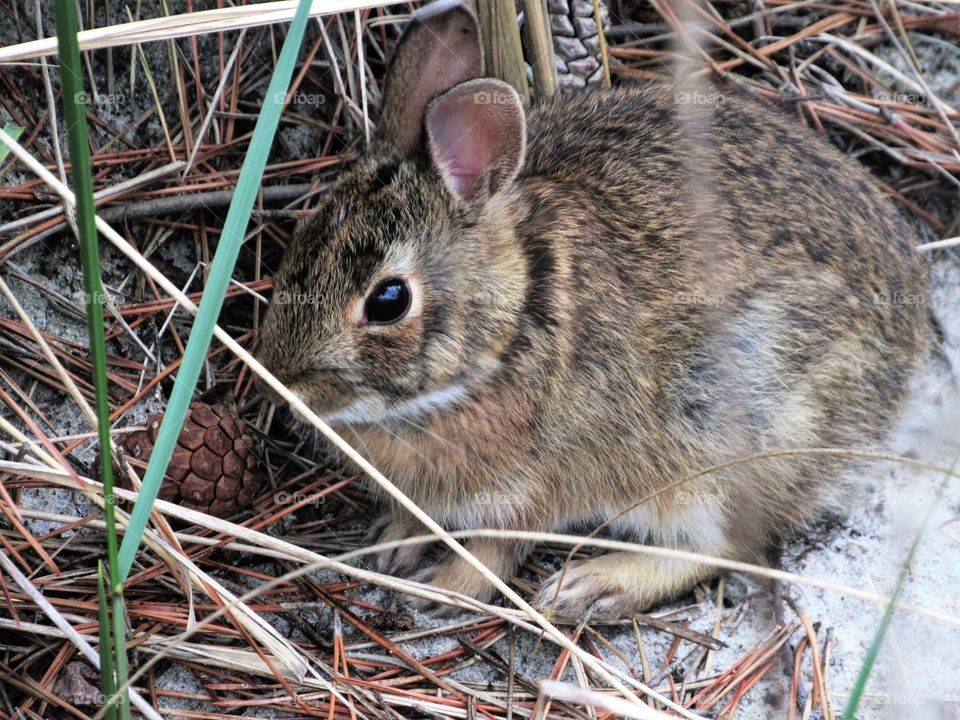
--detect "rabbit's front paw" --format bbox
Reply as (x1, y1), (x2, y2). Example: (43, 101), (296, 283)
(402, 538), (527, 615)
(406, 554), (498, 616)
(366, 514), (429, 576)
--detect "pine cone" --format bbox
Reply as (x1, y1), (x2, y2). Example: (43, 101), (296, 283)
(547, 0), (611, 89)
(114, 402), (262, 517)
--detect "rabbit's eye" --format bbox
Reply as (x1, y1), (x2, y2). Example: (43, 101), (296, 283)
(364, 278), (411, 325)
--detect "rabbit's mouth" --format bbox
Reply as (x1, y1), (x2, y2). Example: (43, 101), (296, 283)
(316, 382), (469, 427)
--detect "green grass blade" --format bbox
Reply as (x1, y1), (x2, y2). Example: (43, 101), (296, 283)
(53, 4), (130, 714)
(841, 454), (957, 720)
(97, 563), (118, 720)
(112, 589), (132, 720)
(53, 0), (120, 586)
(116, 0), (314, 581)
(0, 124), (24, 163)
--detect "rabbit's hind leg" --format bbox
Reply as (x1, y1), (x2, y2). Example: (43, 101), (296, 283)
(534, 551), (717, 622)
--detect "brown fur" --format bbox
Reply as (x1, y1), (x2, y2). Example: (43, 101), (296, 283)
(256, 3), (929, 620)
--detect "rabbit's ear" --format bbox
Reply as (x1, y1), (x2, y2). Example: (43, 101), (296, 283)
(378, 1), (483, 155)
(426, 79), (526, 203)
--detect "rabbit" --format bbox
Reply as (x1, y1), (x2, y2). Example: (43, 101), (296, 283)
(255, 0), (929, 621)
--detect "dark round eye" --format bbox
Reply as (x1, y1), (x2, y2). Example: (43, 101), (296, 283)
(364, 278), (411, 325)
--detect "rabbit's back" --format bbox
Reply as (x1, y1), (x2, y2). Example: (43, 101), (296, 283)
(522, 84), (922, 288)
(505, 84), (929, 527)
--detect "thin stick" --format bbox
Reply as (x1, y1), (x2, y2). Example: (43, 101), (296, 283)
(355, 11), (369, 144)
(593, 0), (611, 89)
(0, 0), (400, 63)
(181, 28), (246, 178)
(125, 6), (176, 162)
(521, 0), (557, 98)
(916, 236), (960, 252)
(0, 160), (185, 236)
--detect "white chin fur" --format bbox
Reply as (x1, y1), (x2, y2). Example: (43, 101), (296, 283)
(320, 383), (468, 426)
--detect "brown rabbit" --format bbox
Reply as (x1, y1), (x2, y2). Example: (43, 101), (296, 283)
(256, 1), (929, 620)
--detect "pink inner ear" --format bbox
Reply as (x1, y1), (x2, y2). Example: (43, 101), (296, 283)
(427, 81), (525, 203)
(434, 121), (494, 199)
